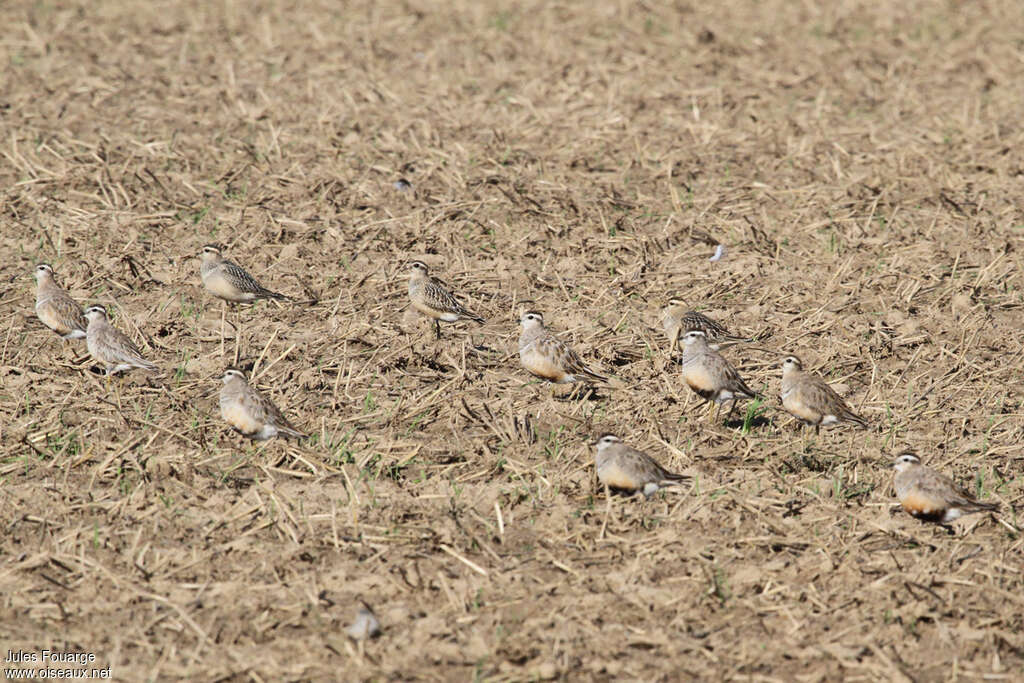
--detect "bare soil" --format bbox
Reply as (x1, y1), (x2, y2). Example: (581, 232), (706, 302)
(2, 0), (1023, 680)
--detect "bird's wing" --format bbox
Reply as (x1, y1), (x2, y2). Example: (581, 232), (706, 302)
(810, 374), (847, 407)
(252, 384), (304, 435)
(711, 352), (756, 397)
(425, 277), (470, 315)
(913, 468), (980, 507)
(100, 325), (151, 365)
(630, 447), (685, 483)
(684, 311), (729, 338)
(538, 334), (606, 381)
(44, 291), (88, 332)
(791, 376), (836, 413)
(223, 260), (274, 295)
(806, 374), (867, 424)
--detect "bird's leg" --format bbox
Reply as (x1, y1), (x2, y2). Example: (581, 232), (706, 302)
(111, 373), (124, 411)
(233, 308), (242, 366)
(599, 484), (612, 540)
(220, 300), (227, 358)
(667, 328), (679, 359)
(59, 337), (74, 362)
(800, 423), (813, 449)
(725, 400), (738, 423)
(434, 320), (441, 340)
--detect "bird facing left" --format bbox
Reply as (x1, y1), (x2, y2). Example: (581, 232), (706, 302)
(83, 306), (159, 375)
(34, 264), (88, 340)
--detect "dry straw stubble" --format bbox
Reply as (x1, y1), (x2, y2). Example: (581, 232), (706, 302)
(1, 0), (1023, 680)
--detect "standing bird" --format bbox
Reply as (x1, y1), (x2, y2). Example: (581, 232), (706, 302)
(661, 299), (748, 354)
(593, 433), (689, 498)
(83, 306), (159, 375)
(679, 330), (758, 422)
(779, 356), (868, 434)
(518, 311), (608, 387)
(891, 453), (999, 525)
(33, 264), (87, 340)
(199, 245), (289, 303)
(219, 368), (306, 441)
(407, 260), (485, 338)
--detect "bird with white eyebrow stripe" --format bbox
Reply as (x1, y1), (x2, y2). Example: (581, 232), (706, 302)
(406, 260), (485, 339)
(199, 245), (289, 304)
(661, 298), (749, 355)
(891, 453), (999, 525)
(779, 355), (868, 434)
(679, 330), (758, 422)
(34, 264), (87, 340)
(219, 368), (306, 441)
(84, 306), (159, 375)
(593, 433), (689, 498)
(518, 311), (608, 389)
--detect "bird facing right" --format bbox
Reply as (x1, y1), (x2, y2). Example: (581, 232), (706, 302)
(593, 433), (689, 498)
(891, 453), (999, 525)
(199, 245), (289, 304)
(219, 368), (306, 441)
(84, 306), (159, 375)
(779, 356), (868, 434)
(34, 264), (87, 340)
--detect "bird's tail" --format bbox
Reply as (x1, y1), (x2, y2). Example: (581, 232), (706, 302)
(966, 500), (1000, 513)
(842, 409), (869, 429)
(719, 334), (755, 346)
(279, 425), (307, 440)
(264, 289), (291, 301)
(465, 310), (486, 324)
(735, 378), (761, 401)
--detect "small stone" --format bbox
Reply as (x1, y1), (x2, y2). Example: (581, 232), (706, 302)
(536, 662), (557, 679)
(346, 606), (381, 640)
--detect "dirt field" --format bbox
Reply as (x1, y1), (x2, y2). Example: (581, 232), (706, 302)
(2, 0), (1023, 680)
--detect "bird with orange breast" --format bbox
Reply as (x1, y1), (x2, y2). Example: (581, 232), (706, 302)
(891, 453), (999, 525)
